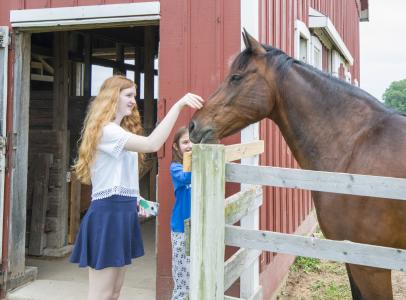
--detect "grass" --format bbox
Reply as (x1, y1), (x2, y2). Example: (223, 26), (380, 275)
(291, 256), (321, 273)
(310, 280), (351, 300)
(279, 228), (353, 299)
(287, 255), (351, 299)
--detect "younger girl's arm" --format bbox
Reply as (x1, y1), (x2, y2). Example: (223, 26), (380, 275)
(124, 93), (203, 153)
(170, 163), (191, 186)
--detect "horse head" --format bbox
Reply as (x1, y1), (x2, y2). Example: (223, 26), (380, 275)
(189, 30), (278, 143)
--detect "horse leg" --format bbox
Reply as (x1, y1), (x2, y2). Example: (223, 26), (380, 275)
(346, 264), (393, 300)
(345, 264), (363, 300)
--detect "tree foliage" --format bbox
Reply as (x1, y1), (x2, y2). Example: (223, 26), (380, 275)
(383, 79), (406, 113)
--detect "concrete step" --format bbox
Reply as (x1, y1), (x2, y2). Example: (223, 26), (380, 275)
(7, 280), (155, 300)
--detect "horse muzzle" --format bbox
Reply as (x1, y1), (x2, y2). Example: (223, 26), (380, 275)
(188, 121), (218, 144)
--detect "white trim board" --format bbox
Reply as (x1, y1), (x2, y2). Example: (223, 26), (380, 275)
(308, 7), (353, 65)
(10, 2), (160, 29)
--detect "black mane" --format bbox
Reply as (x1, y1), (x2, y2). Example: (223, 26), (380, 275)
(232, 44), (402, 117)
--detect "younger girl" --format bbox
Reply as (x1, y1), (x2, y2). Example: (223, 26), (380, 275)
(170, 127), (193, 300)
(70, 76), (203, 300)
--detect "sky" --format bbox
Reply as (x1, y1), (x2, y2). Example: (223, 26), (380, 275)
(359, 0), (406, 101)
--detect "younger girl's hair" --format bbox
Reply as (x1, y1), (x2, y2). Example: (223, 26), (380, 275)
(172, 127), (189, 164)
(74, 75), (144, 184)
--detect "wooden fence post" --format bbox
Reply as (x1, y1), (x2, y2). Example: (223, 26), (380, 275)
(190, 144), (226, 300)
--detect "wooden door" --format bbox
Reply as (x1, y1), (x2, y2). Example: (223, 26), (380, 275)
(0, 26), (9, 261)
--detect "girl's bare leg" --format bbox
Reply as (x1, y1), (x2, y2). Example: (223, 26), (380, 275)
(88, 267), (120, 300)
(112, 266), (127, 300)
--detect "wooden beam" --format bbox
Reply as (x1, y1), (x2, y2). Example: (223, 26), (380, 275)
(49, 32), (70, 249)
(225, 225), (406, 272)
(10, 32), (31, 277)
(113, 43), (125, 75)
(190, 144), (226, 300)
(143, 26), (155, 133)
(184, 218), (191, 256)
(225, 186), (262, 225)
(68, 172), (81, 244)
(28, 153), (53, 255)
(224, 296), (242, 300)
(224, 248), (261, 291)
(83, 33), (92, 98)
(92, 46), (136, 59)
(226, 163), (406, 201)
(134, 46), (141, 101)
(37, 56), (54, 75)
(31, 74), (54, 82)
(247, 287), (263, 300)
(225, 140), (264, 162)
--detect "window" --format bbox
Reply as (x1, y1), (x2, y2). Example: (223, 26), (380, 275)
(294, 20), (311, 63)
(311, 36), (322, 70)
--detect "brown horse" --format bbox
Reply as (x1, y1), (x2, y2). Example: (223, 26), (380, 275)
(189, 30), (406, 300)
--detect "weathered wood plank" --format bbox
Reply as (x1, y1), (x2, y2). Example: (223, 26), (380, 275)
(226, 163), (406, 201)
(28, 153), (53, 255)
(0, 26), (9, 261)
(239, 127), (261, 299)
(48, 32), (70, 249)
(224, 296), (242, 300)
(225, 225), (406, 272)
(184, 218), (191, 256)
(225, 140), (264, 162)
(190, 144), (226, 300)
(224, 248), (261, 291)
(143, 26), (155, 132)
(10, 32), (31, 277)
(247, 286), (263, 300)
(68, 172), (81, 244)
(225, 186), (262, 225)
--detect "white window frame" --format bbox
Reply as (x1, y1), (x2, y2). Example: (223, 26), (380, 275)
(344, 64), (352, 83)
(310, 35), (323, 70)
(10, 2), (160, 29)
(294, 20), (311, 63)
(240, 1), (262, 299)
(331, 50), (342, 78)
(309, 7), (353, 66)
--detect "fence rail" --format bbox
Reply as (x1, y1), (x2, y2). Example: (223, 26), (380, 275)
(225, 225), (406, 272)
(189, 141), (406, 300)
(226, 163), (406, 200)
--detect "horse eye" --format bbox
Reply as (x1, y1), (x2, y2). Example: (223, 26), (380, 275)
(230, 74), (242, 82)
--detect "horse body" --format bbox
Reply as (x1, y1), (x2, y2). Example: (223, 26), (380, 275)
(189, 31), (406, 299)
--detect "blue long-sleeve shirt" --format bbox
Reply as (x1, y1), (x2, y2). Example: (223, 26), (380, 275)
(170, 162), (191, 233)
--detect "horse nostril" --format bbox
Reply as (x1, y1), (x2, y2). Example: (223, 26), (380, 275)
(188, 120), (195, 133)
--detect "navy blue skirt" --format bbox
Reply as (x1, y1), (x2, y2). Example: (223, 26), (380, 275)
(70, 195), (144, 270)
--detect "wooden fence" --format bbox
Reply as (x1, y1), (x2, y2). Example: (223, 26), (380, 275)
(187, 142), (406, 300)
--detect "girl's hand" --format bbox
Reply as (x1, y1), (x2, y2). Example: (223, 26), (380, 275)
(177, 93), (204, 110)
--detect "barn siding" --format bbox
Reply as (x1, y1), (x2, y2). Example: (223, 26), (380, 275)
(157, 0), (241, 298)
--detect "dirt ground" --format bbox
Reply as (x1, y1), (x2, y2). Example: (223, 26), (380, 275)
(275, 231), (406, 299)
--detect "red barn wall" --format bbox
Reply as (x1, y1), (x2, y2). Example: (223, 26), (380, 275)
(157, 0), (241, 298)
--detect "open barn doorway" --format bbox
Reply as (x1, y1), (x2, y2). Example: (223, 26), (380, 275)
(19, 25), (158, 297)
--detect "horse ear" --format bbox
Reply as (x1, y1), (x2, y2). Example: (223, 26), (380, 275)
(242, 28), (265, 54)
(242, 28), (251, 49)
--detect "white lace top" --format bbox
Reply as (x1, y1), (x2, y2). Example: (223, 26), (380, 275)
(90, 122), (139, 200)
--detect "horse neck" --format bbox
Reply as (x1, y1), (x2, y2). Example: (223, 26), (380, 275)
(269, 63), (388, 171)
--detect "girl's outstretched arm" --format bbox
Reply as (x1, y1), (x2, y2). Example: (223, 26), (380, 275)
(124, 93), (203, 153)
